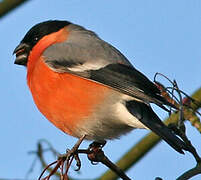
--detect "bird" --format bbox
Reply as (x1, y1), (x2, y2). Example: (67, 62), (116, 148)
(13, 20), (189, 154)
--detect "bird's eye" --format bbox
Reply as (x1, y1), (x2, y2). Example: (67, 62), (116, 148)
(34, 37), (39, 42)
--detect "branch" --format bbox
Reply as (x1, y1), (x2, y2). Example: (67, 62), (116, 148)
(36, 140), (132, 180)
(99, 87), (201, 180)
(0, 0), (29, 18)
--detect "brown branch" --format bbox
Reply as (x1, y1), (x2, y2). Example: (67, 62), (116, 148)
(0, 0), (29, 18)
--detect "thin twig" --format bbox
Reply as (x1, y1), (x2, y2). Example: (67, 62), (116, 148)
(37, 160), (58, 180)
(173, 80), (185, 128)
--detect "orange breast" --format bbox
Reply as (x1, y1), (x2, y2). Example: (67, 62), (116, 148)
(27, 57), (110, 136)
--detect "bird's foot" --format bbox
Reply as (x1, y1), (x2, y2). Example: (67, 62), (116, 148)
(58, 135), (86, 171)
(87, 140), (106, 164)
(38, 135), (86, 180)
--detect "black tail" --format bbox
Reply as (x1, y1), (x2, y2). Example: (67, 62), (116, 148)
(126, 101), (189, 154)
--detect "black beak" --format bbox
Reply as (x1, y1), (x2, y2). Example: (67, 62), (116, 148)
(13, 43), (30, 66)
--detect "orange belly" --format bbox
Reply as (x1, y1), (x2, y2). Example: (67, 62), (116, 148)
(27, 57), (111, 137)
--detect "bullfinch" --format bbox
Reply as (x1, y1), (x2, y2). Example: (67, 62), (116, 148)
(13, 20), (189, 154)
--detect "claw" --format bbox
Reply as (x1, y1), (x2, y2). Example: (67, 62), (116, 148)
(74, 154), (81, 171)
(38, 135), (86, 180)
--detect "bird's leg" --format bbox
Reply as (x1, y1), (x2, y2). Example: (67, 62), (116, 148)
(59, 135), (86, 159)
(58, 135), (86, 171)
(66, 135), (86, 157)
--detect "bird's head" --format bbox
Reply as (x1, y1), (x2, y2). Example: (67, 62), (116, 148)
(13, 20), (71, 66)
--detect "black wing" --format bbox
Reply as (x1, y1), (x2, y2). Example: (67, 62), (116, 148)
(87, 63), (173, 109)
(45, 55), (173, 110)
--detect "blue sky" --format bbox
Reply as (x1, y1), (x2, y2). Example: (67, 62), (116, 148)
(0, 0), (201, 179)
